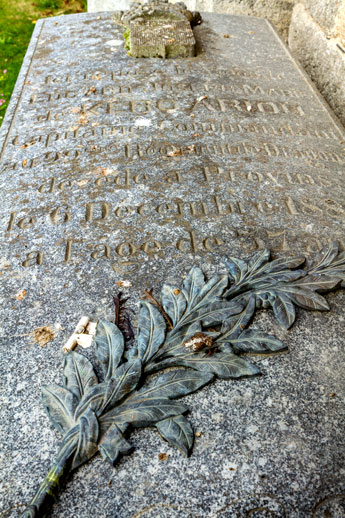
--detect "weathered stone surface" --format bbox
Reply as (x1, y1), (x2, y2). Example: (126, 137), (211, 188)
(0, 11), (345, 518)
(289, 3), (345, 127)
(302, 0), (345, 40)
(88, 0), (200, 13)
(88, 0), (297, 40)
(128, 19), (196, 57)
(114, 1), (199, 58)
(206, 0), (297, 40)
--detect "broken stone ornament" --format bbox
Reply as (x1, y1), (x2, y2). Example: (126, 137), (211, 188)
(114, 0), (202, 57)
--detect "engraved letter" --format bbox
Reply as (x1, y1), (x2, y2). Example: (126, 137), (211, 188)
(163, 171), (182, 184)
(257, 102), (279, 114)
(64, 239), (73, 262)
(157, 99), (176, 112)
(90, 244), (111, 259)
(203, 236), (224, 251)
(130, 100), (151, 113)
(114, 206), (134, 218)
(49, 206), (71, 225)
(247, 171), (263, 183)
(38, 178), (56, 193)
(17, 216), (36, 229)
(85, 202), (110, 222)
(7, 212), (16, 232)
(141, 240), (162, 256)
(176, 231), (198, 253)
(243, 84), (264, 95)
(114, 170), (131, 188)
(22, 251), (43, 267)
(116, 242), (136, 256)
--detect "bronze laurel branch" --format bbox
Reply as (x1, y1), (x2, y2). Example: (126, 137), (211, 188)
(22, 243), (345, 517)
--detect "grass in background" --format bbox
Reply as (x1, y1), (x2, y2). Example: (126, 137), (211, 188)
(0, 0), (86, 126)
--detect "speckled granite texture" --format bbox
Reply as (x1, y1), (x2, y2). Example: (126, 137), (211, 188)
(0, 12), (345, 518)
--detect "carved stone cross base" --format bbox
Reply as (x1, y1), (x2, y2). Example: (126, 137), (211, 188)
(114, 0), (201, 58)
(129, 19), (196, 58)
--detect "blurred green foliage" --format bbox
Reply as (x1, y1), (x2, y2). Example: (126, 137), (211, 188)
(0, 0), (86, 126)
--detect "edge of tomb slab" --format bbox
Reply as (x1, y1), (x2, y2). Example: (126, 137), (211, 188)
(0, 19), (45, 161)
(265, 17), (345, 138)
(0, 12), (110, 161)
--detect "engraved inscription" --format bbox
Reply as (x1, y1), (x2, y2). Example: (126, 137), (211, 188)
(15, 228), (344, 268)
(28, 98), (306, 123)
(1, 12), (344, 278)
(6, 194), (345, 236)
(312, 494), (345, 517)
(10, 122), (340, 151)
(3, 141), (343, 173)
(40, 65), (286, 84)
(1, 14), (345, 518)
(19, 167), (338, 197)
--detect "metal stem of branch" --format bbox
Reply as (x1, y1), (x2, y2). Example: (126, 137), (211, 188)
(21, 437), (77, 518)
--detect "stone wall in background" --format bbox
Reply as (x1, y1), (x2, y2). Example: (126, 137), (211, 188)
(193, 0), (297, 41)
(301, 0), (345, 43)
(289, 1), (345, 127)
(88, 0), (345, 127)
(88, 0), (297, 41)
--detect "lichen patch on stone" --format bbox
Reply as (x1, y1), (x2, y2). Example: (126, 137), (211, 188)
(16, 289), (27, 301)
(32, 326), (56, 347)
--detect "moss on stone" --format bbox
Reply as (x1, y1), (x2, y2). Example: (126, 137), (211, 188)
(123, 27), (131, 51)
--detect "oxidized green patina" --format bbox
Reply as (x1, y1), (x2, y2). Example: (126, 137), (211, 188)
(22, 243), (345, 517)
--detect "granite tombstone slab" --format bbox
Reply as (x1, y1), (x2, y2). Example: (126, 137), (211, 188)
(0, 11), (345, 518)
